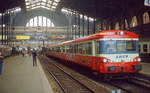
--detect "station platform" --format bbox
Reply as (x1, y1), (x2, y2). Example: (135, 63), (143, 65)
(0, 56), (53, 93)
(140, 62), (150, 75)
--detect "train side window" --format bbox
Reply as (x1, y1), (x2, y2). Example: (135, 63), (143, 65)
(74, 44), (78, 54)
(63, 46), (66, 53)
(69, 45), (71, 53)
(66, 46), (69, 53)
(84, 42), (92, 55)
(79, 44), (83, 54)
(61, 47), (63, 53)
(69, 45), (73, 54)
(58, 47), (60, 52)
(74, 44), (76, 54)
(72, 45), (75, 54)
(82, 44), (85, 54)
(143, 44), (148, 52)
(71, 45), (74, 54)
(77, 44), (80, 54)
(88, 42), (92, 54)
(61, 46), (64, 53)
(56, 47), (59, 52)
(54, 47), (57, 52)
(96, 41), (100, 54)
(53, 48), (55, 51)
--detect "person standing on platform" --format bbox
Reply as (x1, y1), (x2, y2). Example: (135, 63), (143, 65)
(0, 52), (4, 75)
(22, 49), (25, 57)
(32, 49), (37, 66)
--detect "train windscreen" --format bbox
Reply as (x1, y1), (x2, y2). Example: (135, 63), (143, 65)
(97, 40), (139, 54)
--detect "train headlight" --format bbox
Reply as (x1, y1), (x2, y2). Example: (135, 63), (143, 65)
(137, 58), (141, 62)
(133, 57), (141, 62)
(102, 59), (108, 63)
(119, 31), (125, 35)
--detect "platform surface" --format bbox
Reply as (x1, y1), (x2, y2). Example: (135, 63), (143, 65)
(140, 62), (150, 75)
(0, 55), (53, 93)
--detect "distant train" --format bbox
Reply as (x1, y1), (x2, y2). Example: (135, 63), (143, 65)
(139, 39), (150, 63)
(46, 30), (142, 76)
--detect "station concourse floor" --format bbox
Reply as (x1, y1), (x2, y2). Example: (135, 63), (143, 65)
(0, 55), (53, 93)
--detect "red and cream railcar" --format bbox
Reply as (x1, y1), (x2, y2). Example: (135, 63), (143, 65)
(47, 30), (141, 74)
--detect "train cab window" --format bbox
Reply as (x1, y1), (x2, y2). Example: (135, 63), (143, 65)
(101, 40), (117, 54)
(97, 40), (138, 54)
(126, 41), (137, 51)
(143, 44), (148, 52)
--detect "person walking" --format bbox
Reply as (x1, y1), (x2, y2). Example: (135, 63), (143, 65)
(32, 49), (37, 66)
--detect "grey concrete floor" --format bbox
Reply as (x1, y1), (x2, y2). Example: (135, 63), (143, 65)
(140, 62), (150, 75)
(0, 56), (53, 93)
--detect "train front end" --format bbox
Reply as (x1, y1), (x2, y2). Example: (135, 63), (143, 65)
(95, 31), (141, 74)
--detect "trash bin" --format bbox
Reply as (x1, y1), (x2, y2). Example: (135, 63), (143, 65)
(0, 61), (3, 74)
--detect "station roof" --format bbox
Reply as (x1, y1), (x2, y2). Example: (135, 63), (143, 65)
(25, 0), (61, 11)
(0, 0), (149, 20)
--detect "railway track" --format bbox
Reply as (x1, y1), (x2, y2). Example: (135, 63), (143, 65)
(46, 62), (94, 93)
(130, 74), (150, 89)
(102, 78), (150, 93)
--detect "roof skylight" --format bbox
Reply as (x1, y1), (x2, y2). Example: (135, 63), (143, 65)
(61, 8), (96, 22)
(25, 0), (61, 11)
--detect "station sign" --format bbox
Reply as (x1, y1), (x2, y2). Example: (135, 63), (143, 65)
(16, 35), (30, 40)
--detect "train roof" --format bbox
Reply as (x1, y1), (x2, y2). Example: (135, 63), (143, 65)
(48, 30), (139, 47)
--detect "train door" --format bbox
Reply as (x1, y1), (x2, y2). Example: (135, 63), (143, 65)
(92, 40), (100, 72)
